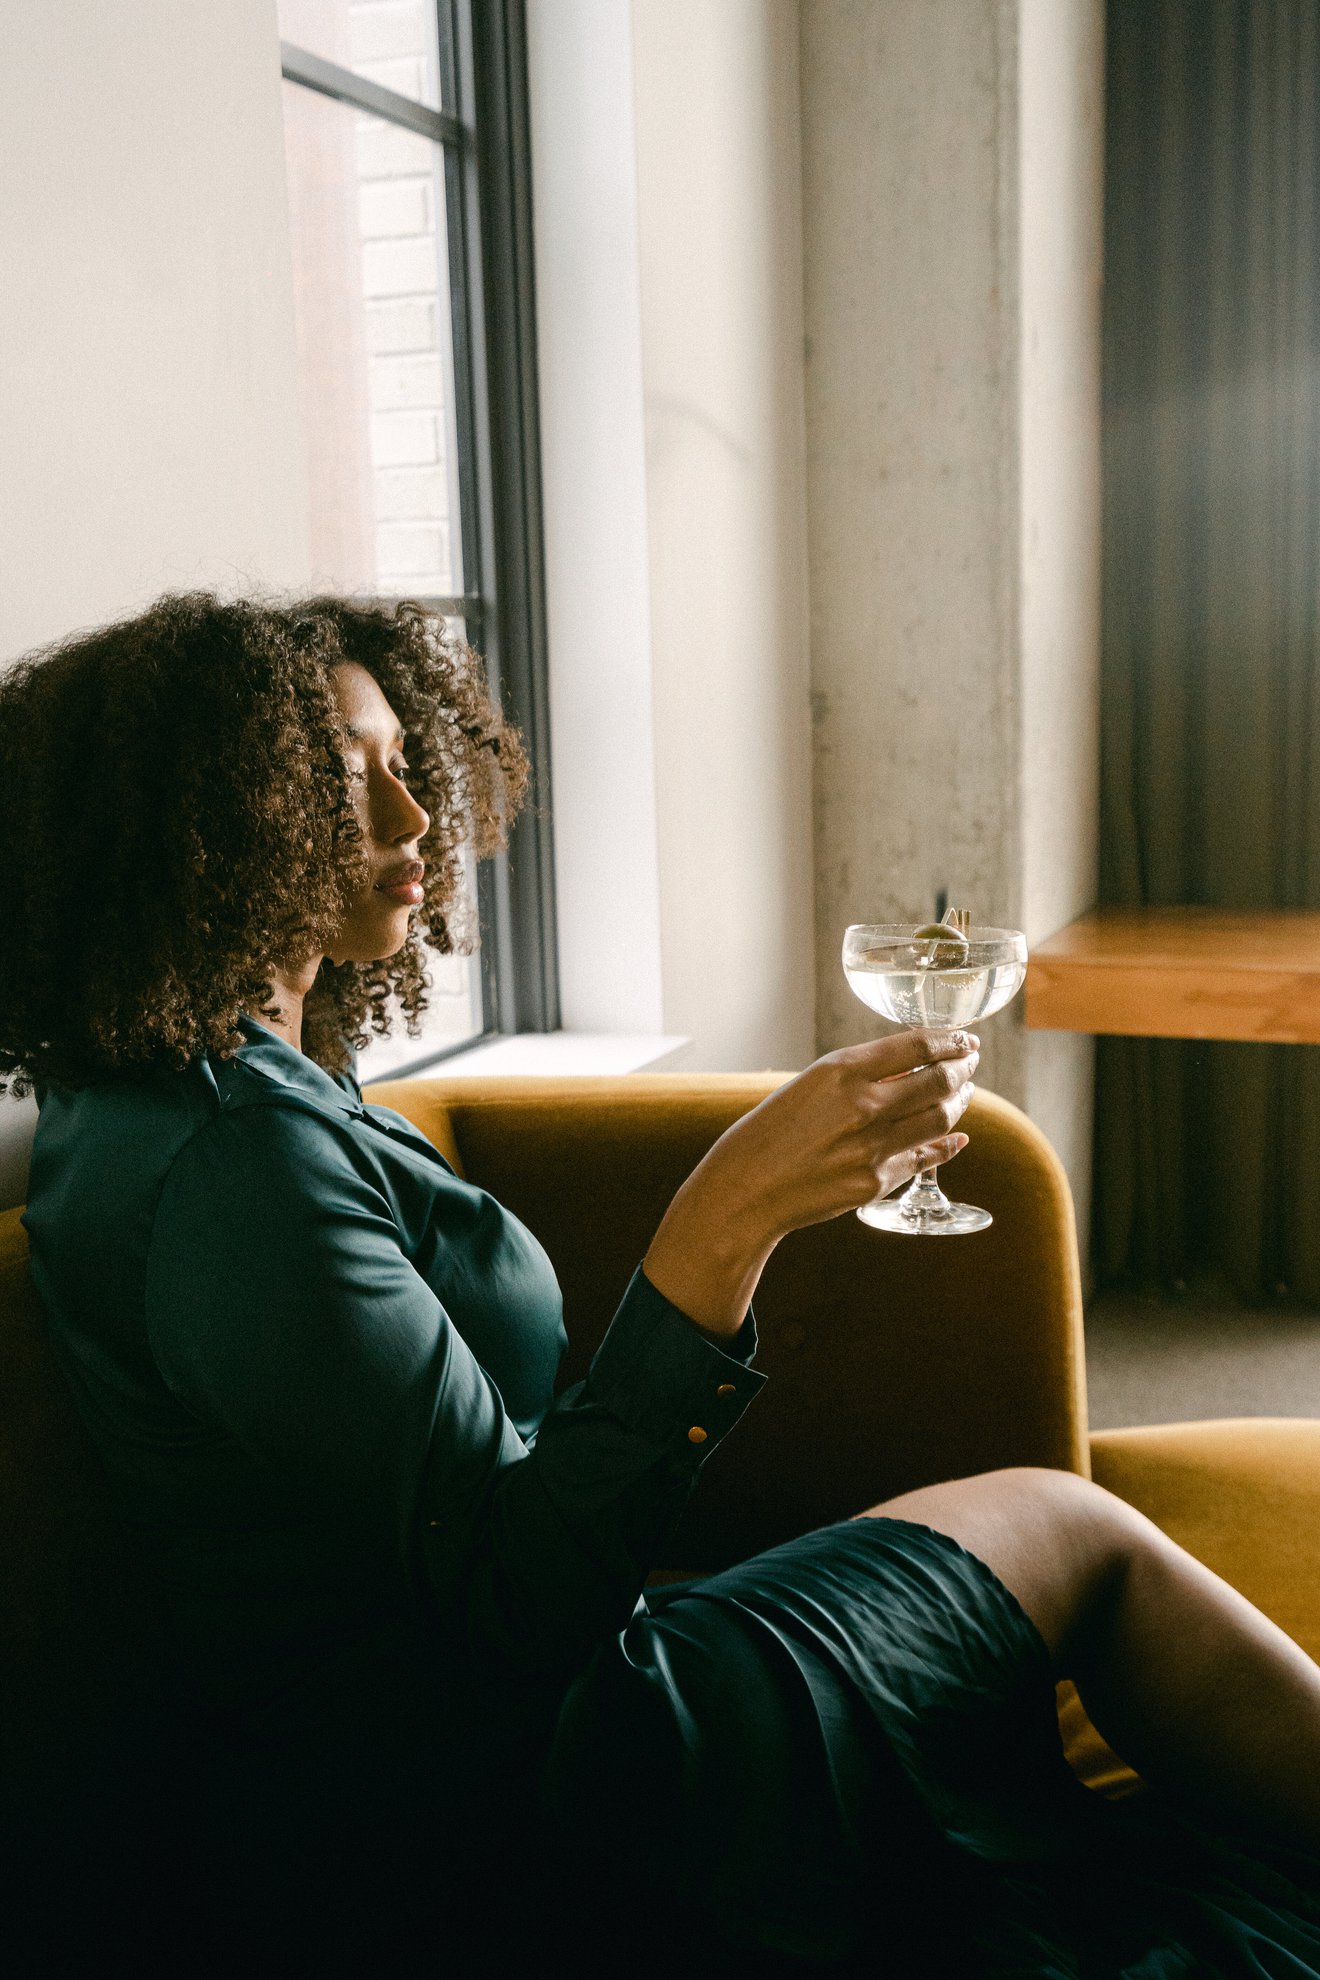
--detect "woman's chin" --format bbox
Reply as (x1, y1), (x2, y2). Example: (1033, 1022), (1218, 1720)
(328, 919), (414, 967)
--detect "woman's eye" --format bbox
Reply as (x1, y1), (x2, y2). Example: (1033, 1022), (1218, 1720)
(392, 762), (411, 783)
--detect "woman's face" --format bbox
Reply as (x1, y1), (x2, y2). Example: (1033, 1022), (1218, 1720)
(324, 660), (432, 965)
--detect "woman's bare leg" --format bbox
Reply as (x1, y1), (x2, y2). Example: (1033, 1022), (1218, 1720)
(855, 1466), (1320, 1852)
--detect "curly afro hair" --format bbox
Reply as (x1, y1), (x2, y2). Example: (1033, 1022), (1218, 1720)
(0, 591), (528, 1096)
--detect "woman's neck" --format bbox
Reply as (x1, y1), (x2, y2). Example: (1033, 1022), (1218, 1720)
(245, 957), (322, 1055)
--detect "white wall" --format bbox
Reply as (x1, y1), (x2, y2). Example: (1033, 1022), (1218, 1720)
(527, 0), (816, 1074)
(0, 0), (309, 660)
(0, 0), (310, 1208)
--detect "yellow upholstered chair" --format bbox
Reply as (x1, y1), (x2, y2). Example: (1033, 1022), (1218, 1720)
(4, 1074), (1320, 1828)
(362, 1074), (1320, 1800)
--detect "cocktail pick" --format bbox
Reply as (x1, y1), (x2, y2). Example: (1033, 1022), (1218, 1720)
(912, 906), (971, 967)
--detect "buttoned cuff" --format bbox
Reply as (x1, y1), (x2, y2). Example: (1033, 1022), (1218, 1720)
(583, 1263), (768, 1452)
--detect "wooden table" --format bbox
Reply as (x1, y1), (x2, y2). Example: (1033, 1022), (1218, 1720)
(1025, 908), (1320, 1044)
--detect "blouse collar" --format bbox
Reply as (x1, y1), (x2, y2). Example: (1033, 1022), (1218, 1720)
(232, 1012), (364, 1111)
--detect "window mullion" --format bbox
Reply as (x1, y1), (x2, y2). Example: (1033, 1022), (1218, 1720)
(280, 41), (463, 147)
(453, 0), (559, 1034)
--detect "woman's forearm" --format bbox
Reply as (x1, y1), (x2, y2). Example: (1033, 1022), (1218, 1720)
(642, 1163), (779, 1340)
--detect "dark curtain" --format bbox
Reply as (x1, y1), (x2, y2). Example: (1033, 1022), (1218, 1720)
(1095, 0), (1320, 1299)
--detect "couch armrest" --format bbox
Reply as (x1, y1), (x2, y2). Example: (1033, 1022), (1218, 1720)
(1058, 1418), (1320, 1803)
(1090, 1418), (1320, 1664)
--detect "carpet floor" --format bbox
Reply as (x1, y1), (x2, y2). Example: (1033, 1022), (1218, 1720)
(1085, 1275), (1320, 1429)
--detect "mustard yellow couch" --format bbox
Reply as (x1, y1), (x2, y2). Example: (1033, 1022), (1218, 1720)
(4, 1074), (1319, 1838)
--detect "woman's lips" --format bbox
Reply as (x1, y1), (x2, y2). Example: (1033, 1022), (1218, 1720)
(376, 881), (424, 906)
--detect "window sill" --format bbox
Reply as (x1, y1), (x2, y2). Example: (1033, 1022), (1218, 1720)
(368, 1031), (691, 1083)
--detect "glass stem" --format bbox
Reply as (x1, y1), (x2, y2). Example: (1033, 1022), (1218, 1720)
(903, 1164), (950, 1219)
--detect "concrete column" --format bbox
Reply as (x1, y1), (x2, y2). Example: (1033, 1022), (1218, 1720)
(800, 0), (1104, 1241)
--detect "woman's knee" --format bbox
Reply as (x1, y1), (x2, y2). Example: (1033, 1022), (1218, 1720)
(860, 1465), (1146, 1663)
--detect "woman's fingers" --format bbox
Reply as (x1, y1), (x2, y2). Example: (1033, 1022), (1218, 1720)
(906, 1088), (976, 1145)
(870, 1048), (978, 1130)
(870, 1130), (970, 1203)
(891, 1129), (970, 1173)
(907, 1130), (970, 1172)
(860, 1068), (977, 1202)
(846, 1026), (980, 1082)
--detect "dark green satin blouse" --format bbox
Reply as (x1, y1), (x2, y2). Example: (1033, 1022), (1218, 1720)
(20, 1016), (765, 1718)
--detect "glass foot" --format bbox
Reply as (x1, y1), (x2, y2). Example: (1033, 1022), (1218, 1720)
(857, 1197), (992, 1236)
(856, 1168), (991, 1236)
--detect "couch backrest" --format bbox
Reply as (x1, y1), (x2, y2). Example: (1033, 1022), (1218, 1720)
(368, 1075), (1091, 1567)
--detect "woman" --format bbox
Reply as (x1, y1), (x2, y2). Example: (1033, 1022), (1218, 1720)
(3, 592), (1318, 1976)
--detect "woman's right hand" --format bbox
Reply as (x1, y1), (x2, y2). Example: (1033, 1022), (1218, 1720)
(642, 1029), (979, 1338)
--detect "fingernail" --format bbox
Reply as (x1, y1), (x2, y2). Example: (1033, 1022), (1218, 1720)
(962, 1081), (975, 1101)
(968, 1051), (980, 1073)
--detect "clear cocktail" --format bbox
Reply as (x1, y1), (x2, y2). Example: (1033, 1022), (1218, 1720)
(842, 921), (1027, 1234)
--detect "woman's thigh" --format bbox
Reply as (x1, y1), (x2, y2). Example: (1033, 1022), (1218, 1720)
(855, 1465), (1145, 1667)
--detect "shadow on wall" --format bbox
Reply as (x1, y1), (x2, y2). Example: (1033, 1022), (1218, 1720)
(0, 1092), (37, 1213)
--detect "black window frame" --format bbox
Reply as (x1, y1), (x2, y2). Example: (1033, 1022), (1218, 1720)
(280, 0), (558, 1068)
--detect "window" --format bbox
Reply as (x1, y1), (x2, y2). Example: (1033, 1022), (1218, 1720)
(277, 0), (556, 1081)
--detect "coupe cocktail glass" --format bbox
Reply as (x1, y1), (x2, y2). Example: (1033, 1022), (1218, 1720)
(841, 919), (1027, 1235)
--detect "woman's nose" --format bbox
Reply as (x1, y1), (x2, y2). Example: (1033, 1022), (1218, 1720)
(389, 783), (429, 842)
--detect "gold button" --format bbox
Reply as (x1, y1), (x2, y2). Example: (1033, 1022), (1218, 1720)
(428, 1519), (441, 1529)
(716, 1383), (737, 1397)
(687, 1426), (708, 1444)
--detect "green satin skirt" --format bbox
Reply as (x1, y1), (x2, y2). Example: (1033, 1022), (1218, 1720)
(542, 1516), (1320, 1976)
